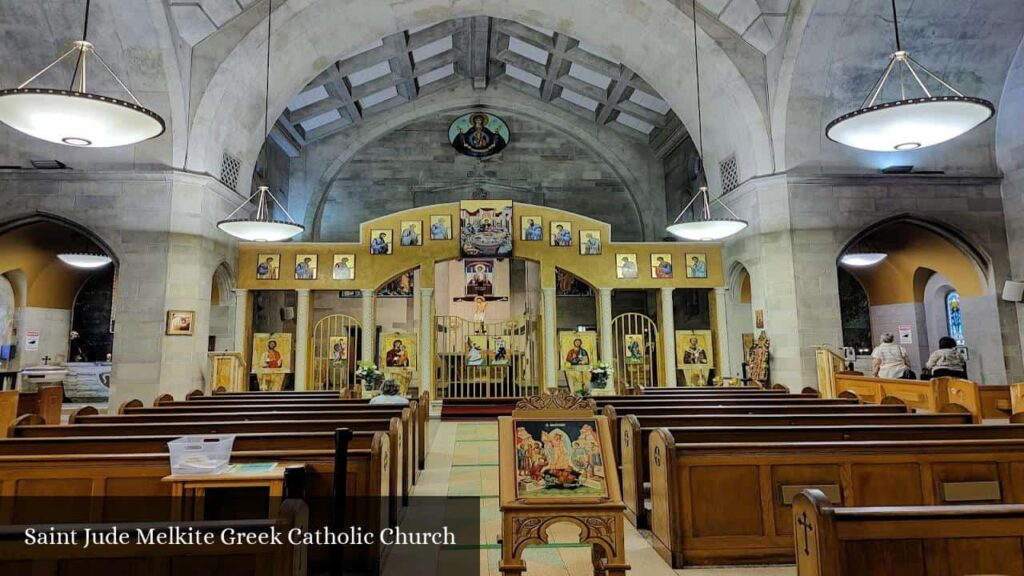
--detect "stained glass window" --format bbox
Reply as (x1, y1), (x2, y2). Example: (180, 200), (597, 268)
(946, 291), (965, 345)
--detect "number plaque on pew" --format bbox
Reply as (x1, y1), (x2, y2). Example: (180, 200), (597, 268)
(498, 392), (629, 575)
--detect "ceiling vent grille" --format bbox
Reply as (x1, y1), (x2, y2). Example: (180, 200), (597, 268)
(220, 153), (241, 191)
(719, 154), (739, 194)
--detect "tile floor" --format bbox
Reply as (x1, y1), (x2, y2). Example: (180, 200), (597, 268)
(411, 420), (796, 576)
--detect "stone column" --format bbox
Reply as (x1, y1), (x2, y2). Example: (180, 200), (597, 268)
(361, 289), (376, 364)
(598, 288), (614, 365)
(542, 287), (557, 391)
(419, 288), (434, 396)
(659, 287), (678, 387)
(232, 289), (250, 354)
(713, 287), (732, 380)
(294, 289), (311, 391)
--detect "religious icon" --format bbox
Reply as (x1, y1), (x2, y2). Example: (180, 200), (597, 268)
(513, 419), (608, 500)
(556, 269), (593, 296)
(550, 221), (572, 247)
(490, 335), (510, 366)
(378, 271), (414, 297)
(369, 229), (393, 255)
(755, 309), (765, 329)
(460, 200), (513, 258)
(294, 254), (318, 280)
(252, 333), (292, 374)
(473, 295), (488, 327)
(616, 253), (638, 279)
(742, 333), (755, 365)
(448, 111), (511, 158)
(465, 259), (495, 296)
(579, 230), (602, 255)
(332, 254), (355, 280)
(380, 333), (416, 370)
(685, 253), (708, 279)
(465, 334), (489, 366)
(429, 215), (452, 240)
(165, 310), (194, 336)
(329, 336), (349, 365)
(400, 221), (423, 247)
(256, 253), (280, 280)
(560, 331), (596, 370)
(676, 329), (714, 386)
(520, 216), (543, 241)
(623, 334), (645, 365)
(651, 253), (673, 279)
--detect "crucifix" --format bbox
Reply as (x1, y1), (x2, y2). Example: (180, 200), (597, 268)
(41, 355), (52, 365)
(796, 511), (814, 555)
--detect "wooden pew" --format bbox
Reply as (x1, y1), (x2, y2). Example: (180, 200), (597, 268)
(1, 386), (63, 427)
(646, 433), (1024, 568)
(638, 386), (772, 394)
(600, 403), (907, 457)
(0, 498), (309, 575)
(0, 431), (388, 574)
(117, 397), (426, 479)
(11, 414), (413, 508)
(793, 489), (1024, 576)
(833, 373), (991, 423)
(617, 411), (975, 527)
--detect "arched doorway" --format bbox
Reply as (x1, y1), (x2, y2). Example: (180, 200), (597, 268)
(837, 218), (1002, 382)
(208, 263), (236, 353)
(610, 312), (660, 392)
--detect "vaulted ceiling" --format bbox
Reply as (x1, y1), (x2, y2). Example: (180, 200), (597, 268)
(268, 17), (688, 156)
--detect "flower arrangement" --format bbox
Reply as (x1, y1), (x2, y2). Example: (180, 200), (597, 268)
(355, 361), (384, 391)
(589, 362), (613, 389)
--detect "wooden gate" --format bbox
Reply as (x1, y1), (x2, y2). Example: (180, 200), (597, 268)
(309, 314), (362, 392)
(611, 312), (661, 392)
(433, 315), (539, 399)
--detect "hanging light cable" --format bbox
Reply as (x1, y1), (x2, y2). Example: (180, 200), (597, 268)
(826, 0), (994, 152)
(217, 0), (304, 242)
(666, 0), (748, 242)
(0, 0), (165, 147)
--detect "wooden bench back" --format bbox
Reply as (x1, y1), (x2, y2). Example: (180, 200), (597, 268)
(833, 374), (990, 422)
(0, 432), (388, 573)
(646, 433), (1024, 568)
(792, 489), (1024, 576)
(0, 499), (309, 576)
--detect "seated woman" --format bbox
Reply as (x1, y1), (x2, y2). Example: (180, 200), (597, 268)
(368, 379), (410, 406)
(925, 336), (968, 379)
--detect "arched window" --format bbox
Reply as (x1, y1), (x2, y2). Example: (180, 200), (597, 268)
(946, 291), (965, 345)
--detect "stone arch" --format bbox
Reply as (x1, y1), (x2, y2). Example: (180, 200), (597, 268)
(0, 212), (121, 266)
(186, 0), (772, 197)
(306, 91), (654, 241)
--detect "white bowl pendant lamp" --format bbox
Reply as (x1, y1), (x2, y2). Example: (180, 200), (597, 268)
(839, 252), (887, 267)
(217, 0), (304, 242)
(826, 0), (994, 152)
(666, 0), (747, 242)
(57, 253), (113, 269)
(0, 0), (165, 147)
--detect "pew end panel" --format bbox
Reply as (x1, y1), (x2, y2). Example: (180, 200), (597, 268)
(118, 399), (144, 414)
(620, 414), (644, 527)
(602, 405), (619, 462)
(801, 387), (820, 397)
(792, 489), (840, 576)
(186, 389), (205, 399)
(153, 393), (174, 406)
(418, 390), (429, 471)
(942, 378), (983, 424)
(648, 427), (680, 567)
(0, 392), (16, 438)
(67, 405), (98, 424)
(1012, 382), (1024, 414)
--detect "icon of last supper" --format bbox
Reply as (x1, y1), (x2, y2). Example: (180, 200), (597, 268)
(513, 419), (608, 500)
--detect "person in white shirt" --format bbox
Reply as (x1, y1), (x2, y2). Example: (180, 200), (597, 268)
(871, 332), (910, 379)
(925, 336), (967, 379)
(368, 379), (410, 405)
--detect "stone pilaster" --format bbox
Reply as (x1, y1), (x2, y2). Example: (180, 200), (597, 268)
(658, 287), (677, 387)
(541, 287), (557, 390)
(294, 289), (311, 391)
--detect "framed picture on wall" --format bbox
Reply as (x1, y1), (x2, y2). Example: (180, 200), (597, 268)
(369, 229), (393, 255)
(429, 215), (452, 240)
(651, 253), (673, 279)
(579, 230), (602, 255)
(550, 221), (572, 246)
(332, 254), (355, 280)
(400, 221), (423, 246)
(256, 253), (280, 280)
(520, 216), (543, 241)
(295, 254), (318, 280)
(166, 310), (195, 336)
(616, 253), (638, 279)
(684, 253), (707, 279)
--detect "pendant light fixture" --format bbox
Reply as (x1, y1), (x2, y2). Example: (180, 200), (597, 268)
(826, 0), (994, 152)
(666, 0), (747, 242)
(217, 0), (304, 242)
(839, 252), (887, 267)
(0, 0), (165, 147)
(57, 253), (113, 269)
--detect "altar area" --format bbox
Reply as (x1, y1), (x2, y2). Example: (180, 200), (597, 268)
(225, 200), (731, 397)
